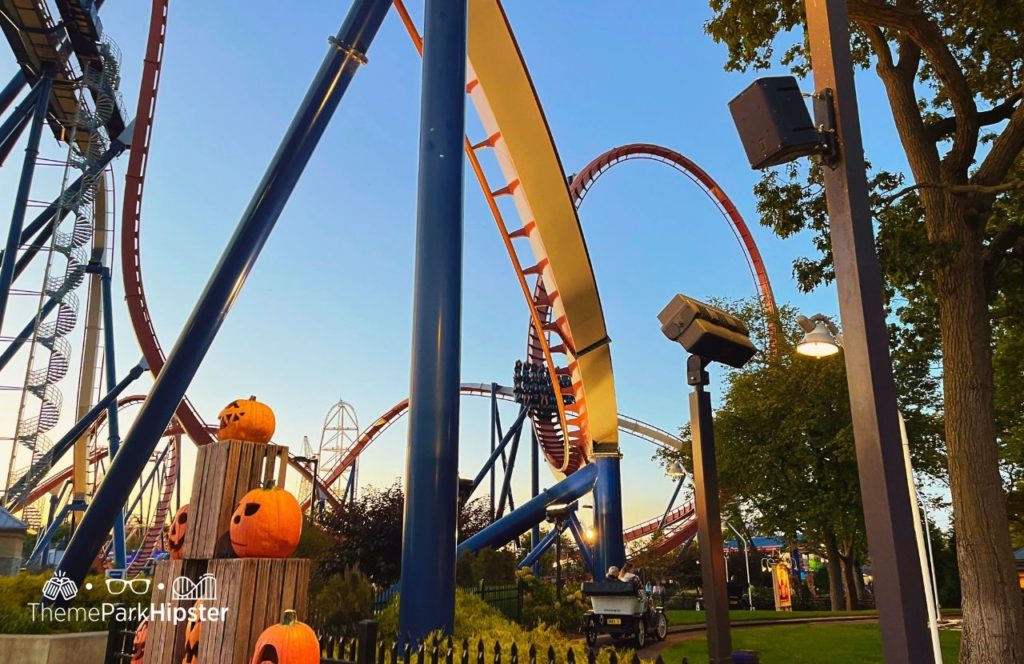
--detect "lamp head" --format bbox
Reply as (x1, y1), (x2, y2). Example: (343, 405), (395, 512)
(667, 461), (686, 478)
(795, 319), (841, 358)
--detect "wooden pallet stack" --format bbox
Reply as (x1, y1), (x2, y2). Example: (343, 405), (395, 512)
(143, 439), (311, 664)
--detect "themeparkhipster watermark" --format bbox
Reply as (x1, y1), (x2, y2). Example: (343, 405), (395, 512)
(27, 570), (230, 626)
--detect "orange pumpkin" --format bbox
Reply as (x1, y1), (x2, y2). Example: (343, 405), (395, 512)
(229, 482), (302, 558)
(217, 396), (275, 443)
(182, 600), (203, 664)
(248, 609), (319, 664)
(168, 505), (189, 560)
(130, 619), (148, 664)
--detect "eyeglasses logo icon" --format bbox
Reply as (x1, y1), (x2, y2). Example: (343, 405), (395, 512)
(105, 578), (151, 596)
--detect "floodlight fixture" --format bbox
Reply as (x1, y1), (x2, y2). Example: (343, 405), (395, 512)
(658, 294), (758, 369)
(795, 314), (842, 358)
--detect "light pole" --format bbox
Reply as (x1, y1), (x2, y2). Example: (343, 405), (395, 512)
(659, 294), (758, 664)
(725, 520), (754, 611)
(796, 313), (942, 662)
(728, 0), (933, 656)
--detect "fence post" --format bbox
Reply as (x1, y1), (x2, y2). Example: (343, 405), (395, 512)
(357, 620), (378, 664)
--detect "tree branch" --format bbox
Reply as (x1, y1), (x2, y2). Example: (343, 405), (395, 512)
(924, 93), (1022, 143)
(877, 179), (1024, 209)
(974, 85), (1024, 187)
(848, 0), (978, 177)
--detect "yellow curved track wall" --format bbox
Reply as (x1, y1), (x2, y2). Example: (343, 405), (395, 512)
(467, 0), (619, 453)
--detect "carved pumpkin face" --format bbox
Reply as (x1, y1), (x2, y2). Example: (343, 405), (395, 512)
(130, 619), (148, 664)
(217, 396), (275, 443)
(168, 505), (189, 560)
(248, 610), (319, 664)
(182, 600), (203, 664)
(230, 483), (302, 558)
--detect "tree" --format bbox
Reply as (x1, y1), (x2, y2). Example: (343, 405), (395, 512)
(317, 482), (495, 587)
(706, 2), (1024, 659)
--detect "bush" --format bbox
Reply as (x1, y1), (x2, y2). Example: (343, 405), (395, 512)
(516, 568), (588, 632)
(455, 549), (517, 587)
(0, 572), (151, 634)
(377, 590), (640, 664)
(309, 565), (374, 635)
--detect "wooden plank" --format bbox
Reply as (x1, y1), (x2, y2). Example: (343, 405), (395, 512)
(201, 558), (311, 664)
(183, 440), (288, 559)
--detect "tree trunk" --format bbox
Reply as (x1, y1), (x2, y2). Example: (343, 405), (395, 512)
(929, 200), (1024, 663)
(823, 530), (845, 612)
(839, 553), (858, 611)
(852, 555), (866, 604)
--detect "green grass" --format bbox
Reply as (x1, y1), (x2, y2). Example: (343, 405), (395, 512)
(659, 623), (961, 663)
(665, 609), (877, 625)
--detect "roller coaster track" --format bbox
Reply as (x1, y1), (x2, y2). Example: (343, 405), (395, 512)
(309, 382), (683, 510)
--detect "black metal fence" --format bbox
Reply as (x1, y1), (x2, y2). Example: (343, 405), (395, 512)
(103, 608), (142, 664)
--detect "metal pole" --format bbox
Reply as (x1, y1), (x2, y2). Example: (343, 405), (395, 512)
(0, 109), (32, 166)
(592, 454), (626, 584)
(0, 71), (27, 116)
(490, 383), (497, 520)
(658, 475), (685, 531)
(53, 0), (391, 592)
(804, 1), (932, 658)
(97, 266), (126, 571)
(726, 521), (754, 611)
(0, 73), (51, 333)
(495, 414), (524, 517)
(555, 524), (562, 601)
(531, 426), (540, 574)
(898, 413), (942, 662)
(688, 355), (732, 663)
(397, 0), (467, 642)
(0, 84), (38, 151)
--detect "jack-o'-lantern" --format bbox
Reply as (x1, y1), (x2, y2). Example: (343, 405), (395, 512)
(229, 482), (302, 558)
(248, 610), (319, 664)
(217, 396), (275, 443)
(130, 619), (148, 664)
(182, 599), (203, 664)
(168, 505), (189, 560)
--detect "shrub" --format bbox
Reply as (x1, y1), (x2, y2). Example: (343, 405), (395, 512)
(377, 591), (640, 664)
(517, 568), (588, 632)
(309, 565), (374, 634)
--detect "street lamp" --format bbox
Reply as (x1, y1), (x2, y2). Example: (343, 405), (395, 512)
(659, 294), (758, 664)
(795, 314), (842, 358)
(794, 312), (942, 662)
(667, 461), (686, 478)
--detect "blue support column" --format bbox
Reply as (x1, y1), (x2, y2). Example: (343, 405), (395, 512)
(517, 526), (560, 569)
(471, 407), (527, 492)
(0, 73), (51, 333)
(530, 426), (540, 573)
(0, 82), (37, 147)
(397, 0), (468, 643)
(0, 111), (31, 166)
(97, 264), (126, 570)
(458, 463), (597, 555)
(566, 512), (595, 576)
(593, 455), (625, 578)
(52, 0), (391, 593)
(0, 71), (27, 116)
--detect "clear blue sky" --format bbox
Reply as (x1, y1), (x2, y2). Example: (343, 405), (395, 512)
(0, 2), (915, 527)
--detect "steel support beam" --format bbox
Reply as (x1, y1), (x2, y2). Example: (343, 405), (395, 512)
(96, 264), (126, 570)
(566, 511), (594, 576)
(804, 1), (931, 659)
(592, 455), (625, 579)
(0, 73), (51, 333)
(0, 71), (27, 116)
(530, 426), (540, 573)
(494, 410), (524, 518)
(52, 0), (391, 593)
(658, 475), (685, 532)
(0, 104), (32, 166)
(517, 525), (560, 570)
(0, 84), (38, 153)
(397, 0), (468, 643)
(458, 463), (597, 555)
(470, 406), (527, 493)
